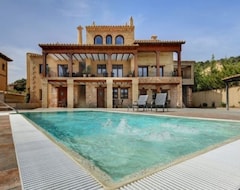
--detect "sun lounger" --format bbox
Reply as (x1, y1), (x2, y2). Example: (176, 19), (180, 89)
(155, 93), (167, 112)
(132, 95), (148, 111)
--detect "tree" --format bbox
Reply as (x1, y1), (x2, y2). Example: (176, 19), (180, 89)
(193, 55), (240, 92)
(13, 78), (26, 92)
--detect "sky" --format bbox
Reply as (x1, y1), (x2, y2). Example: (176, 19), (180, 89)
(1, 0), (240, 83)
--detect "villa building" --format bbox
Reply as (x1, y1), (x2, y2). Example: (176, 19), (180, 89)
(0, 52), (12, 91)
(27, 17), (194, 108)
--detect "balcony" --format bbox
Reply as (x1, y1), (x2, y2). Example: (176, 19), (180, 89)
(43, 66), (193, 86)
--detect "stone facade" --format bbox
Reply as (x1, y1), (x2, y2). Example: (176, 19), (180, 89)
(0, 52), (12, 91)
(27, 17), (194, 108)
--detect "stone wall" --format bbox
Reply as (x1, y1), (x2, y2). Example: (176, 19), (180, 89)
(192, 86), (240, 108)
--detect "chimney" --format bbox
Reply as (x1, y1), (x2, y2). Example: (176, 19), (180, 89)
(151, 35), (158, 40)
(77, 25), (83, 44)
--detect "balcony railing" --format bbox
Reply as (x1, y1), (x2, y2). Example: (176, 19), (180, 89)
(44, 70), (193, 80)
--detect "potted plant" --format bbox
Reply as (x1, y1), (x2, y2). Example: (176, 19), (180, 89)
(82, 69), (87, 77)
(128, 71), (133, 77)
(87, 65), (91, 77)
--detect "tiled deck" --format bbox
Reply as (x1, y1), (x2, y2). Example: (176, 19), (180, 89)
(0, 115), (21, 190)
(1, 108), (240, 189)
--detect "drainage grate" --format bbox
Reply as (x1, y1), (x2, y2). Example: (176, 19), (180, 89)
(121, 139), (240, 190)
(10, 114), (103, 190)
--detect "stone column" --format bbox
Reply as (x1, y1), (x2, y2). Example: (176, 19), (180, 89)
(68, 54), (73, 77)
(106, 78), (113, 108)
(41, 78), (48, 108)
(177, 51), (182, 77)
(156, 51), (160, 77)
(67, 79), (74, 108)
(177, 78), (183, 108)
(107, 53), (112, 77)
(134, 53), (138, 77)
(132, 78), (139, 103)
(42, 52), (47, 77)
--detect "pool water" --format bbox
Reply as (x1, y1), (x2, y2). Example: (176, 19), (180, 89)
(23, 111), (240, 186)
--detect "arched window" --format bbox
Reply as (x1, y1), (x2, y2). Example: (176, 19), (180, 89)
(94, 35), (103, 44)
(115, 35), (124, 44)
(106, 35), (112, 44)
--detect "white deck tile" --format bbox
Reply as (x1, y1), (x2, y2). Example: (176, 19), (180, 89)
(10, 114), (103, 190)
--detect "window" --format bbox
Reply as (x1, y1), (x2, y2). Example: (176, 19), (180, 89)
(112, 65), (123, 77)
(159, 66), (164, 77)
(94, 35), (103, 44)
(113, 88), (118, 99)
(97, 64), (106, 74)
(2, 63), (4, 70)
(39, 64), (49, 74)
(106, 35), (112, 44)
(138, 66), (148, 77)
(121, 88), (128, 99)
(115, 35), (124, 44)
(39, 64), (43, 73)
(58, 64), (68, 77)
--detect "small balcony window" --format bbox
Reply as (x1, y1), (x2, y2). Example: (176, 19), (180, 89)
(115, 35), (124, 44)
(106, 35), (112, 44)
(94, 35), (103, 44)
(58, 64), (68, 77)
(112, 65), (123, 77)
(138, 66), (148, 77)
(97, 64), (106, 75)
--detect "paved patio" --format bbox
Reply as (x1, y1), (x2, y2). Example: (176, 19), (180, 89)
(1, 108), (240, 189)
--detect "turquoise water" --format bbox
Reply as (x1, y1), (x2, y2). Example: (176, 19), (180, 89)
(23, 111), (240, 183)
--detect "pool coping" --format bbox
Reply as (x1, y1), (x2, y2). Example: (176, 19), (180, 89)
(8, 108), (240, 189)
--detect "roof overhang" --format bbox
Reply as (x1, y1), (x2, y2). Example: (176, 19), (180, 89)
(134, 40), (185, 52)
(0, 52), (13, 61)
(39, 44), (138, 61)
(50, 53), (133, 61)
(222, 74), (240, 83)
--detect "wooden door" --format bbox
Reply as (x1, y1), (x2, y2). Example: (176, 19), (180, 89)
(97, 87), (105, 108)
(58, 87), (67, 107)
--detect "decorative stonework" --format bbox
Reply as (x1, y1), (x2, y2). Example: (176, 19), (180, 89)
(86, 26), (134, 32)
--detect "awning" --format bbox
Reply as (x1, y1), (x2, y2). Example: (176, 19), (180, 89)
(222, 74), (240, 83)
(50, 53), (133, 61)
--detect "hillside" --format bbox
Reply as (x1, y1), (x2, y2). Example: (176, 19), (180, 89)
(193, 55), (240, 92)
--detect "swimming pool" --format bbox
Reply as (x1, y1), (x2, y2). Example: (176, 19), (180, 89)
(22, 111), (240, 188)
